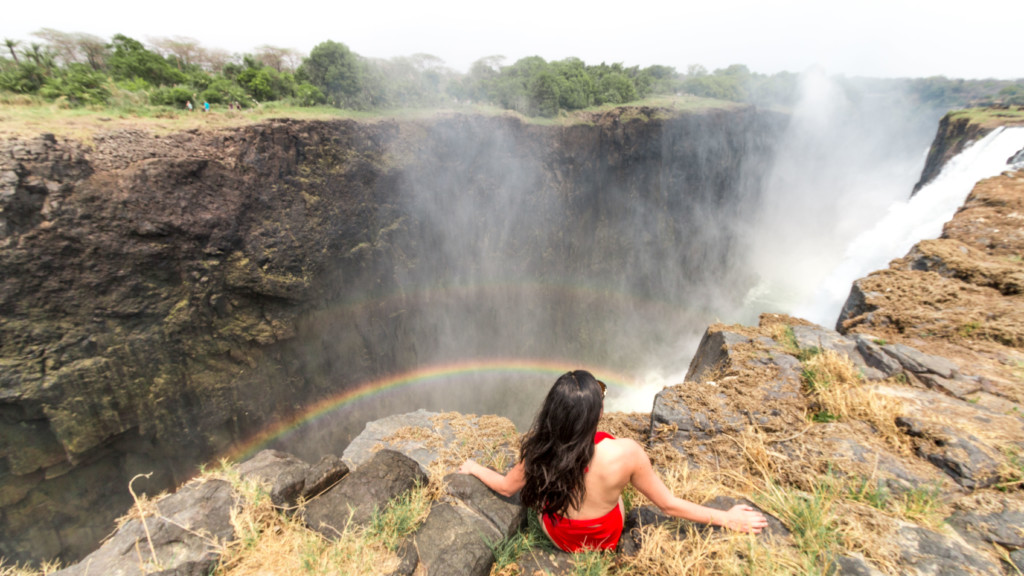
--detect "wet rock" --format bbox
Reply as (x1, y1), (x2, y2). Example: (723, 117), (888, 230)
(625, 504), (686, 544)
(51, 478), (237, 576)
(304, 449), (427, 538)
(236, 449), (309, 507)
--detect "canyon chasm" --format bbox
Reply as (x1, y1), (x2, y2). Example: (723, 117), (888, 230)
(1, 105), (801, 562)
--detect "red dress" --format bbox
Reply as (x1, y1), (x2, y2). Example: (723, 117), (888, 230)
(541, 432), (624, 552)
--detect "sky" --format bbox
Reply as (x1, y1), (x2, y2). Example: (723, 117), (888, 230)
(1, 0), (1021, 79)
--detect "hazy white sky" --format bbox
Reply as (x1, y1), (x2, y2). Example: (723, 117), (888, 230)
(2, 0), (1020, 79)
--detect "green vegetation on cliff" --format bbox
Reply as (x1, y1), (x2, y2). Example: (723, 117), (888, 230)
(947, 105), (1024, 129)
(3, 28), (1020, 121)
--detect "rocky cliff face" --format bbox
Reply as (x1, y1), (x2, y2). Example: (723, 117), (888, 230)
(0, 107), (785, 563)
(912, 107), (1024, 195)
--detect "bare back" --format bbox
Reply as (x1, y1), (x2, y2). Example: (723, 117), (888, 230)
(563, 437), (635, 519)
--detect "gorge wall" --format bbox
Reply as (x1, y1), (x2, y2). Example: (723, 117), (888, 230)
(0, 106), (787, 563)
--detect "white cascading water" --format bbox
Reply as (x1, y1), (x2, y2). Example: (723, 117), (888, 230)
(615, 122), (1024, 414)
(798, 126), (1024, 327)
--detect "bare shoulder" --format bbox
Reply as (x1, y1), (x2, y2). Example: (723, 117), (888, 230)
(600, 437), (646, 460)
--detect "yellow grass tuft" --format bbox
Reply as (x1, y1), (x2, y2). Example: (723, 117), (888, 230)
(216, 473), (429, 576)
(0, 560), (62, 576)
(374, 412), (519, 500)
(623, 523), (804, 576)
(802, 350), (910, 453)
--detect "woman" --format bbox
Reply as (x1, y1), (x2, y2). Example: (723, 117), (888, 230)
(459, 369), (768, 552)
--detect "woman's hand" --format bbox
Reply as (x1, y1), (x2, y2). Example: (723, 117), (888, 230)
(457, 459), (526, 497)
(722, 504), (769, 533)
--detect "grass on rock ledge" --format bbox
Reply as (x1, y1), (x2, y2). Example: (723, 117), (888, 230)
(4, 349), (1020, 575)
(0, 92), (742, 141)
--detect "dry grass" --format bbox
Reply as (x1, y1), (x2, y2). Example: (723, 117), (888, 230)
(621, 524), (804, 576)
(948, 106), (1024, 129)
(0, 95), (739, 142)
(0, 561), (61, 576)
(754, 479), (901, 575)
(802, 350), (910, 454)
(215, 472), (429, 576)
(374, 412), (519, 500)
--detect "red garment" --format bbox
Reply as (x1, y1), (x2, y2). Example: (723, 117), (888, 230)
(542, 432), (624, 552)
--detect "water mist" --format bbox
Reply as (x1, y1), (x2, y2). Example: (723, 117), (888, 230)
(271, 78), (959, 461)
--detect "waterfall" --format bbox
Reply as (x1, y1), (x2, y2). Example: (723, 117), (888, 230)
(798, 126), (1024, 327)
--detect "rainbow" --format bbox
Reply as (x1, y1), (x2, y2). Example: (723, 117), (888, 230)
(223, 358), (636, 463)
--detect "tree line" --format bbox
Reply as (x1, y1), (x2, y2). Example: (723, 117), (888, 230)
(1, 29), (1021, 116)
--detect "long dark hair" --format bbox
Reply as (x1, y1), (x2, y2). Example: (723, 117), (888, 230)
(518, 370), (604, 517)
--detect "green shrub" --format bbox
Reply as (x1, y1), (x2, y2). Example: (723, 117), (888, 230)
(294, 82), (326, 106)
(39, 64), (110, 106)
(201, 77), (249, 107)
(149, 85), (194, 108)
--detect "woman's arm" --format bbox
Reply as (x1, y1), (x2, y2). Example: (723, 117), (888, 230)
(625, 440), (768, 533)
(458, 459), (526, 498)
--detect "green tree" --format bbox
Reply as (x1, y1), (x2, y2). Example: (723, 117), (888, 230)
(999, 84), (1024, 105)
(451, 55), (504, 102)
(238, 65), (295, 101)
(3, 38), (20, 64)
(108, 34), (185, 86)
(550, 58), (594, 110)
(200, 76), (249, 106)
(596, 72), (637, 104)
(530, 71), (561, 117)
(296, 40), (362, 108)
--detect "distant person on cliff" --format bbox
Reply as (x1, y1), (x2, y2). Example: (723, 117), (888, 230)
(459, 369), (767, 552)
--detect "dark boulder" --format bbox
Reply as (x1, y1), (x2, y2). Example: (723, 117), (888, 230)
(412, 503), (501, 576)
(304, 449), (427, 538)
(444, 473), (525, 540)
(302, 454), (349, 500)
(236, 449), (310, 507)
